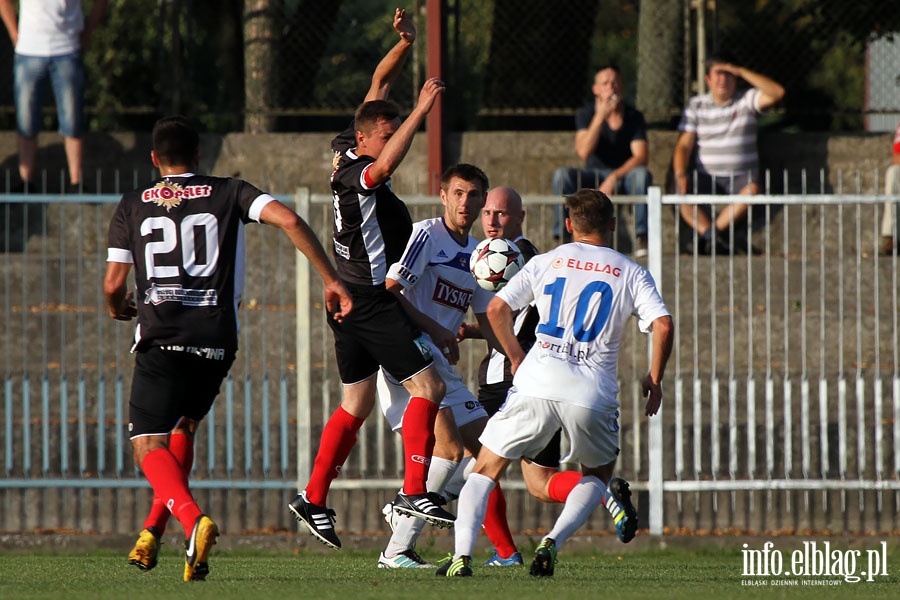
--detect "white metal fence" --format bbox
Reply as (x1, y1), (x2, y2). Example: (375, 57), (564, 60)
(0, 180), (897, 535)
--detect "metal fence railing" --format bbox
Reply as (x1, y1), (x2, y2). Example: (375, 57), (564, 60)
(1, 178), (898, 535)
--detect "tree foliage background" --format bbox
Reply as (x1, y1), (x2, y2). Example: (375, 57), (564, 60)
(0, 0), (897, 133)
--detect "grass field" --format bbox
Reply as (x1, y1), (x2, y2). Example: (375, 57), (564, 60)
(2, 541), (900, 600)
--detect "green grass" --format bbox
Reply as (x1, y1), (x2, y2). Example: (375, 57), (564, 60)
(2, 544), (899, 599)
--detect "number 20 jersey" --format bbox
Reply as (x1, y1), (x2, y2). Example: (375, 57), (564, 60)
(107, 173), (274, 352)
(496, 242), (670, 411)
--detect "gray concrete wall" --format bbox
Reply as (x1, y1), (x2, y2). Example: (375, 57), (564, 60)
(0, 130), (895, 195)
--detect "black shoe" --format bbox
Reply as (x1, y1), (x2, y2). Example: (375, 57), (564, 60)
(392, 491), (455, 528)
(288, 490), (341, 549)
(605, 477), (638, 543)
(529, 538), (557, 577)
(435, 555), (472, 577)
(4, 180), (32, 195)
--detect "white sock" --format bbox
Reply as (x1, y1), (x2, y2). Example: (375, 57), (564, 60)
(546, 475), (605, 550)
(385, 457), (460, 558)
(453, 472), (495, 559)
(442, 455), (473, 501)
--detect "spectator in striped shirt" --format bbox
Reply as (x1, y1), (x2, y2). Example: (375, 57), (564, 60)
(672, 55), (785, 254)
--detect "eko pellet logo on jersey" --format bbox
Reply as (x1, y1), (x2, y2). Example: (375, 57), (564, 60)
(141, 181), (213, 211)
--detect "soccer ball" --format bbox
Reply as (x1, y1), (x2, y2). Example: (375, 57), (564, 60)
(469, 237), (524, 292)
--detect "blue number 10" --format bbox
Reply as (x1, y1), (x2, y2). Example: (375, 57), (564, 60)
(536, 277), (612, 342)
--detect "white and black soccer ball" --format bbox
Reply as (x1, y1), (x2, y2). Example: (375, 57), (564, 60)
(469, 237), (524, 292)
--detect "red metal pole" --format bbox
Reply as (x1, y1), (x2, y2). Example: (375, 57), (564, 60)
(426, 0), (446, 194)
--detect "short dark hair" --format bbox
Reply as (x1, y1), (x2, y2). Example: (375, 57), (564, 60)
(565, 189), (614, 234)
(596, 64), (621, 75)
(354, 100), (401, 135)
(152, 116), (199, 167)
(705, 53), (736, 74)
(440, 163), (489, 193)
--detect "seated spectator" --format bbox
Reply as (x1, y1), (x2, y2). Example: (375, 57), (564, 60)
(551, 65), (650, 255)
(672, 55), (784, 254)
(881, 119), (899, 255)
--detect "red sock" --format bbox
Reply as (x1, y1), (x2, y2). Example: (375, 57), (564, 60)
(548, 470), (582, 503)
(483, 481), (517, 558)
(141, 448), (202, 535)
(306, 406), (364, 506)
(400, 397), (438, 495)
(144, 431), (194, 534)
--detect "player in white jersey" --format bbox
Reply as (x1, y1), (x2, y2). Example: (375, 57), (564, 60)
(375, 164), (515, 569)
(437, 189), (674, 578)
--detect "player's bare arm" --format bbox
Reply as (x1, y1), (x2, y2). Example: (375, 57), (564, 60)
(365, 8), (416, 102)
(103, 262), (137, 321)
(486, 296), (525, 374)
(724, 63), (785, 110)
(259, 200), (353, 321)
(385, 277), (460, 364)
(456, 321), (481, 341)
(0, 0), (19, 47)
(672, 131), (697, 193)
(641, 314), (674, 417)
(365, 78), (445, 185)
(473, 311), (506, 356)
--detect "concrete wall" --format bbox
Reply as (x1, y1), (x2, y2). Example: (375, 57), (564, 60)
(0, 130), (895, 195)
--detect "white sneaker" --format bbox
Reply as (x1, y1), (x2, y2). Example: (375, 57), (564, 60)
(377, 549), (435, 569)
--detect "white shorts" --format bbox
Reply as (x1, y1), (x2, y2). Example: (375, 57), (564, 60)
(478, 388), (620, 468)
(377, 340), (487, 432)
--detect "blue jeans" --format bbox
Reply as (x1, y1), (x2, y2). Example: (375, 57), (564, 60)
(551, 166), (651, 239)
(14, 52), (85, 138)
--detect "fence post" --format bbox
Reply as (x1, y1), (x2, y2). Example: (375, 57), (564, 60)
(647, 186), (664, 536)
(295, 187), (312, 492)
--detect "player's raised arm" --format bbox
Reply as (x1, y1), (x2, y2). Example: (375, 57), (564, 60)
(259, 200), (353, 321)
(365, 8), (416, 103)
(365, 77), (445, 186)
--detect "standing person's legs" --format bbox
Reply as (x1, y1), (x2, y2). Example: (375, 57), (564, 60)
(48, 53), (85, 187)
(13, 54), (49, 186)
(531, 403), (636, 576)
(552, 167), (603, 241)
(623, 166), (652, 256)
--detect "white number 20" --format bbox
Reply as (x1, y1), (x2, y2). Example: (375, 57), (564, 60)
(141, 213), (219, 279)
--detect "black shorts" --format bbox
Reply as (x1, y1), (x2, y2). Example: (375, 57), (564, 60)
(478, 382), (561, 469)
(327, 282), (432, 384)
(128, 346), (235, 438)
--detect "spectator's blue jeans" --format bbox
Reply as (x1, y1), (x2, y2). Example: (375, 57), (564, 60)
(551, 165), (651, 239)
(14, 52), (84, 138)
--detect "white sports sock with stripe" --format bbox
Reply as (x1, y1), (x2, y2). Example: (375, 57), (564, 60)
(442, 455), (473, 501)
(545, 475), (605, 550)
(385, 457), (459, 558)
(453, 472), (495, 560)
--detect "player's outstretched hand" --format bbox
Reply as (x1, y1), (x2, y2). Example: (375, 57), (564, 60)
(641, 374), (663, 417)
(394, 8), (416, 43)
(325, 281), (353, 323)
(415, 78), (445, 114)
